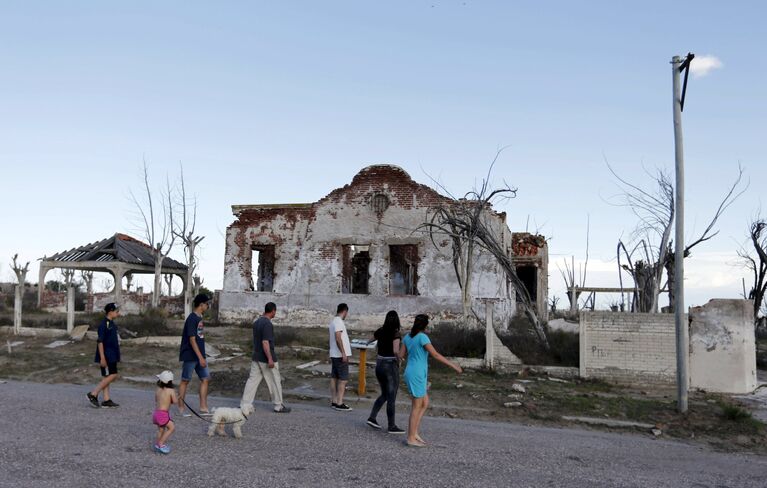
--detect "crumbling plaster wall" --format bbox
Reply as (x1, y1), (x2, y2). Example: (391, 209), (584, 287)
(220, 165), (514, 327)
(689, 299), (757, 394)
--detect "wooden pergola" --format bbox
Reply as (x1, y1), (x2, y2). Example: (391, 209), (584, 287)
(38, 233), (188, 306)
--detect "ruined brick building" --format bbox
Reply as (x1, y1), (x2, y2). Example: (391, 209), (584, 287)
(218, 165), (548, 329)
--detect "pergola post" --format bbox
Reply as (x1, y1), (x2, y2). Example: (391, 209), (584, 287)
(113, 264), (125, 304)
(37, 264), (50, 308)
(63, 269), (76, 334)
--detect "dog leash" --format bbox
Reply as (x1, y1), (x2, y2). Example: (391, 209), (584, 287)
(182, 398), (249, 424)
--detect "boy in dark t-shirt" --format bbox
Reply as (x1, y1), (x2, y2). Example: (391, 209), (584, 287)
(178, 294), (211, 416)
(86, 303), (121, 408)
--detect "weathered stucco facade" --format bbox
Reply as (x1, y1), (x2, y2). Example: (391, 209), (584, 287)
(218, 165), (521, 329)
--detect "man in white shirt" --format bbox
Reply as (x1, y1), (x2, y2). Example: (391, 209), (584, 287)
(329, 303), (352, 411)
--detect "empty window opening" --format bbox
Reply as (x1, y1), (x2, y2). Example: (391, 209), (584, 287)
(516, 265), (537, 302)
(251, 245), (275, 292)
(342, 245), (370, 294)
(389, 245), (419, 296)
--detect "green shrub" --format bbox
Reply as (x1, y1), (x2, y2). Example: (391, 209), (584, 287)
(498, 316), (579, 367)
(722, 404), (753, 422)
(547, 329), (580, 367)
(427, 322), (485, 358)
(22, 289), (39, 312)
(274, 326), (302, 346)
(116, 307), (173, 337)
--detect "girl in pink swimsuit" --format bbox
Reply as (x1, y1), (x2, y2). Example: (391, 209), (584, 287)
(153, 370), (178, 454)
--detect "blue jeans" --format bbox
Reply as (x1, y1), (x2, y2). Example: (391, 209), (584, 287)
(369, 358), (399, 428)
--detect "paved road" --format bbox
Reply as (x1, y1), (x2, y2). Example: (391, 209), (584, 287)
(0, 381), (764, 488)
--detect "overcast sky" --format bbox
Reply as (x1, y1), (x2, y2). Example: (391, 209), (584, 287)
(1, 1), (765, 309)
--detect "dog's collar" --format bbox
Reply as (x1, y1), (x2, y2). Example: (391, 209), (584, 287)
(240, 408), (249, 419)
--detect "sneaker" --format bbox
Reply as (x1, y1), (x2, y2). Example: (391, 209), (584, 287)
(387, 426), (406, 434)
(86, 392), (99, 408)
(367, 418), (382, 430)
(154, 444), (171, 454)
(101, 399), (119, 408)
(330, 402), (338, 409)
(333, 403), (352, 412)
(273, 405), (291, 413)
(199, 411), (213, 417)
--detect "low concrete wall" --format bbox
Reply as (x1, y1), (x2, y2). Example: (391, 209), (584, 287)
(91, 293), (184, 315)
(580, 311), (678, 386)
(689, 299), (757, 394)
(217, 290), (511, 331)
(580, 300), (758, 393)
(0, 326), (69, 338)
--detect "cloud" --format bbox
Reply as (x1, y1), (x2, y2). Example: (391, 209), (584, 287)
(690, 55), (723, 78)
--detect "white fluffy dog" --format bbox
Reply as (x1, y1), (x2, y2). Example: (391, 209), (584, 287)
(207, 404), (255, 439)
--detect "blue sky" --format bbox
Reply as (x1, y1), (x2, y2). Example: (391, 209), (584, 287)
(1, 1), (765, 308)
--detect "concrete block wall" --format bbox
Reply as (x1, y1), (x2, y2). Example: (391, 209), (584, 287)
(490, 328), (523, 366)
(580, 311), (678, 386)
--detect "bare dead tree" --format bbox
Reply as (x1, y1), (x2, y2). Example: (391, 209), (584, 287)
(164, 274), (173, 297)
(129, 159), (177, 308)
(549, 296), (560, 314)
(101, 276), (114, 293)
(421, 196), (479, 325)
(80, 271), (94, 295)
(610, 162), (745, 312)
(62, 269), (75, 286)
(616, 241), (641, 312)
(124, 272), (133, 292)
(738, 217), (767, 327)
(558, 215), (590, 313)
(192, 274), (204, 297)
(10, 254), (30, 334)
(418, 154), (549, 349)
(171, 162), (205, 317)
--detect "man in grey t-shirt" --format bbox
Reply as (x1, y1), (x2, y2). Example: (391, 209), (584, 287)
(240, 302), (291, 413)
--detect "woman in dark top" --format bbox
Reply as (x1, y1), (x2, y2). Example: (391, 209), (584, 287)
(366, 310), (405, 434)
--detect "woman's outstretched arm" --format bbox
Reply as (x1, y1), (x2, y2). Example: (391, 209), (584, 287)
(424, 343), (462, 373)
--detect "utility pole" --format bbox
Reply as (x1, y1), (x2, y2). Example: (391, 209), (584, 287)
(671, 53), (694, 413)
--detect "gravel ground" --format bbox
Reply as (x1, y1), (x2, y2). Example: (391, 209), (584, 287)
(0, 380), (764, 488)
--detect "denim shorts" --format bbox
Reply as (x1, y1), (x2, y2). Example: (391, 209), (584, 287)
(330, 357), (350, 380)
(181, 360), (210, 381)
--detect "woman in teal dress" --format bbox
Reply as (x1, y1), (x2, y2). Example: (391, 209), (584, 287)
(400, 314), (462, 447)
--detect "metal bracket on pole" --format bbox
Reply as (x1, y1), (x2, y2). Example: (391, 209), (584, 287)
(678, 53), (695, 112)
